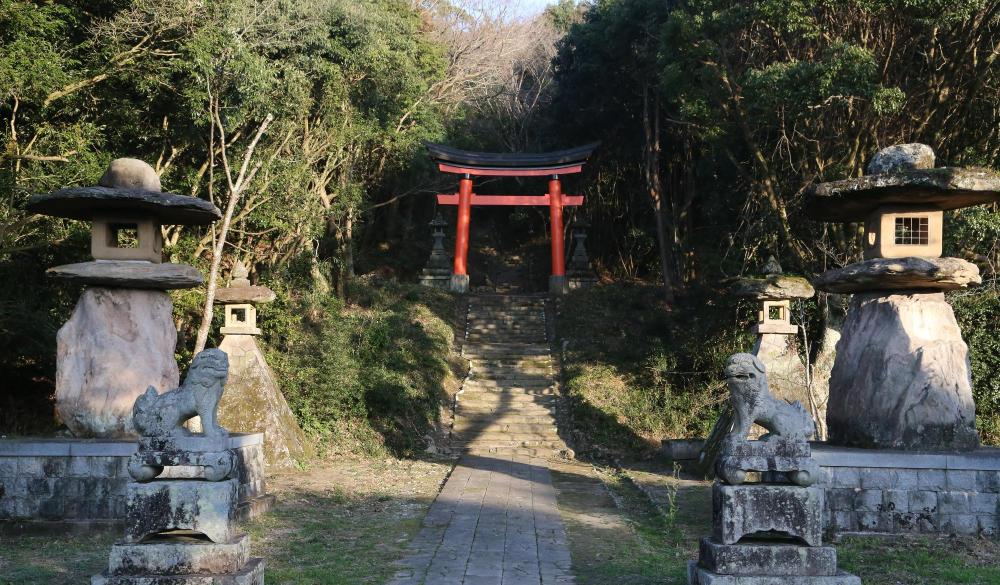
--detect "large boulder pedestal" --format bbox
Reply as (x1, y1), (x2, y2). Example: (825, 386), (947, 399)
(56, 288), (180, 437)
(218, 335), (310, 467)
(828, 292), (977, 451)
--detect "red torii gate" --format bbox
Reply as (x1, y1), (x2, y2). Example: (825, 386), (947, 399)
(425, 142), (599, 294)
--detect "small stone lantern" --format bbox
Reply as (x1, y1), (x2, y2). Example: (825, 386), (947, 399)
(26, 158), (221, 438)
(215, 261), (273, 335)
(729, 256), (817, 428)
(213, 260), (311, 468)
(419, 213), (452, 289)
(567, 219), (598, 290)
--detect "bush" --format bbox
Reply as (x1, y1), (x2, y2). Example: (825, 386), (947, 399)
(557, 282), (752, 460)
(261, 276), (462, 456)
(951, 286), (1000, 445)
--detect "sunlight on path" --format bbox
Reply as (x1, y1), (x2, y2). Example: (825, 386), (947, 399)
(387, 454), (574, 585)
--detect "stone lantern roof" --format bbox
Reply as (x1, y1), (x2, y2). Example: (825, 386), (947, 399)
(213, 260), (276, 305)
(26, 158), (219, 289)
(27, 159), (221, 225)
(804, 143), (1000, 222)
(804, 167), (1000, 222)
(729, 257), (815, 300)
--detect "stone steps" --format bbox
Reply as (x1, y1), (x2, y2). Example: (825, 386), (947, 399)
(453, 413), (558, 426)
(452, 420), (559, 433)
(465, 445), (572, 458)
(451, 294), (570, 459)
(464, 378), (555, 388)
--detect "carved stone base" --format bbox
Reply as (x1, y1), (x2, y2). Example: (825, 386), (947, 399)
(108, 534), (249, 575)
(713, 484), (824, 547)
(698, 538), (838, 576)
(92, 557), (264, 585)
(716, 438), (821, 487)
(125, 479), (238, 544)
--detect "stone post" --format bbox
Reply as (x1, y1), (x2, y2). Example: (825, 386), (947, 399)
(419, 213), (452, 289)
(214, 260), (311, 468)
(26, 158), (221, 438)
(567, 219), (598, 290)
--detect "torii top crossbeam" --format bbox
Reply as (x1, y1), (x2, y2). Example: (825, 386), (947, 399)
(425, 141), (599, 293)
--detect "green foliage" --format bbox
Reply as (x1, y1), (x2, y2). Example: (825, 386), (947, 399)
(260, 276), (460, 456)
(951, 288), (1000, 445)
(558, 283), (752, 459)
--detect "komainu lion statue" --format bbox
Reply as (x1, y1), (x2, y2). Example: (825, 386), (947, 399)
(723, 352), (814, 445)
(716, 353), (820, 486)
(132, 348), (230, 438)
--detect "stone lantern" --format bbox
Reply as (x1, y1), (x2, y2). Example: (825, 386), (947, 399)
(419, 213), (452, 289)
(805, 143), (997, 450)
(213, 260), (310, 467)
(27, 158), (221, 438)
(216, 261), (268, 335)
(567, 219), (598, 290)
(730, 256), (818, 430)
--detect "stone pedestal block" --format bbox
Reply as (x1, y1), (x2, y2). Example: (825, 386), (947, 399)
(56, 288), (180, 438)
(125, 479), (238, 543)
(716, 439), (822, 487)
(92, 557), (263, 585)
(689, 563), (861, 585)
(828, 292), (978, 450)
(217, 335), (310, 468)
(108, 534), (249, 575)
(699, 538), (838, 576)
(713, 484), (824, 547)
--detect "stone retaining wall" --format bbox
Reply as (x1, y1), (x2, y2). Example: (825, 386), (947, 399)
(0, 433), (271, 531)
(661, 440), (1000, 538)
(814, 445), (999, 537)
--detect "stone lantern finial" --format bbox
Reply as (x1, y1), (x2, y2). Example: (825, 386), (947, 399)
(230, 260), (251, 288)
(762, 255), (782, 275)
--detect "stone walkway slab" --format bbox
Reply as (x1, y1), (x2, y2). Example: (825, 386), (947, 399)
(387, 454), (574, 585)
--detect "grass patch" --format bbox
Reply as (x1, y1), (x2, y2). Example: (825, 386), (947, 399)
(0, 455), (453, 585)
(246, 455), (453, 584)
(838, 534), (1000, 584)
(551, 461), (693, 585)
(0, 530), (112, 584)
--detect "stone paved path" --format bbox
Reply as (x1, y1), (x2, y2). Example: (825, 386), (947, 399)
(388, 295), (575, 585)
(388, 454), (574, 585)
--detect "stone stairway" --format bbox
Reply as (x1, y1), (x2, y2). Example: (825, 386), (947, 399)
(453, 295), (572, 459)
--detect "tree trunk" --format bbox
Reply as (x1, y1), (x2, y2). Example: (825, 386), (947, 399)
(643, 85), (676, 305)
